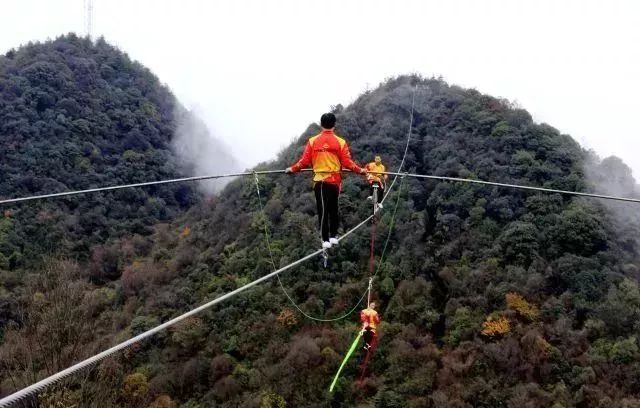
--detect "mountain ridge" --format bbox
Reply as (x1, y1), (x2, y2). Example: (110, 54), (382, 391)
(2, 51), (640, 406)
(0, 34), (239, 269)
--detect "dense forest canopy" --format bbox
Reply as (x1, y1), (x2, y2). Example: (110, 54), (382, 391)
(0, 33), (236, 391)
(2, 37), (640, 407)
(0, 33), (202, 268)
(0, 33), (240, 273)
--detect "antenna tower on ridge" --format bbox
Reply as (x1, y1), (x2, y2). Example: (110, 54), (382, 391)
(84, 0), (94, 39)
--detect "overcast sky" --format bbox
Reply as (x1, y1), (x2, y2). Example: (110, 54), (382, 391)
(2, 0), (639, 176)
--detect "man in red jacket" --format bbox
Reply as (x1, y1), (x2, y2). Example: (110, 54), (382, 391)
(360, 302), (380, 351)
(286, 113), (366, 249)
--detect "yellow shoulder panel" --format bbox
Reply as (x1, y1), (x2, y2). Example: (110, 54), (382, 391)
(309, 134), (320, 144)
(334, 134), (347, 148)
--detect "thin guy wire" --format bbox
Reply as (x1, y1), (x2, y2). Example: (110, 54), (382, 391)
(380, 83), (418, 204)
(253, 174), (367, 322)
(363, 84), (418, 301)
(375, 171), (640, 204)
(372, 174), (408, 281)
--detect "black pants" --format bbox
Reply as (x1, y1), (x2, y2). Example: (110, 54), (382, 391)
(370, 182), (384, 204)
(363, 328), (376, 348)
(314, 182), (340, 242)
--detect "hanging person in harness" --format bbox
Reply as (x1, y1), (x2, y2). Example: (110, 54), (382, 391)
(365, 155), (388, 210)
(360, 302), (380, 351)
(286, 113), (367, 249)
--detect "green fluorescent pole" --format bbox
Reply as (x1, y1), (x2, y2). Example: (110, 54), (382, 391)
(330, 331), (362, 392)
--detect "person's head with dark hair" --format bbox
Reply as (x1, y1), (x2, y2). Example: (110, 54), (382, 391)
(320, 113), (337, 129)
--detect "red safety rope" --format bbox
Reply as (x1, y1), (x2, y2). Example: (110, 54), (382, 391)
(367, 185), (379, 304)
(359, 193), (379, 386)
(358, 333), (378, 384)
(368, 218), (377, 288)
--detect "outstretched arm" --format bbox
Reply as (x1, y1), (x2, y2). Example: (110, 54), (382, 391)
(340, 142), (365, 174)
(288, 141), (312, 172)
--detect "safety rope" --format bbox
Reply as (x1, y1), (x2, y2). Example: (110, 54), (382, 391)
(353, 87), (418, 388)
(330, 87), (419, 393)
(358, 333), (378, 384)
(368, 213), (377, 279)
(367, 193), (377, 306)
(362, 84), (418, 305)
(374, 174), (408, 279)
(379, 83), (417, 203)
(252, 173), (367, 322)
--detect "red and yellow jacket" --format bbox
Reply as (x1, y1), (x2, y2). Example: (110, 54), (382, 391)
(365, 162), (387, 186)
(360, 307), (380, 331)
(289, 129), (364, 187)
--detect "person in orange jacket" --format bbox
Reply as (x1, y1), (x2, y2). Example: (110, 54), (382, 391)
(286, 113), (366, 249)
(360, 302), (380, 351)
(365, 155), (388, 209)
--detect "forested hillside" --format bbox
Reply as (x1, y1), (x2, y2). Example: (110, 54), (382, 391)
(0, 33), (207, 267)
(3, 63), (640, 406)
(0, 33), (238, 394)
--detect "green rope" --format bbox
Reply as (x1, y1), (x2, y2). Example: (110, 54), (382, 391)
(252, 173), (368, 322)
(329, 331), (363, 392)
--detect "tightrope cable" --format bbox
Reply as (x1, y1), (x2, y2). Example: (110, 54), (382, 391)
(0, 170), (287, 205)
(3, 168), (640, 208)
